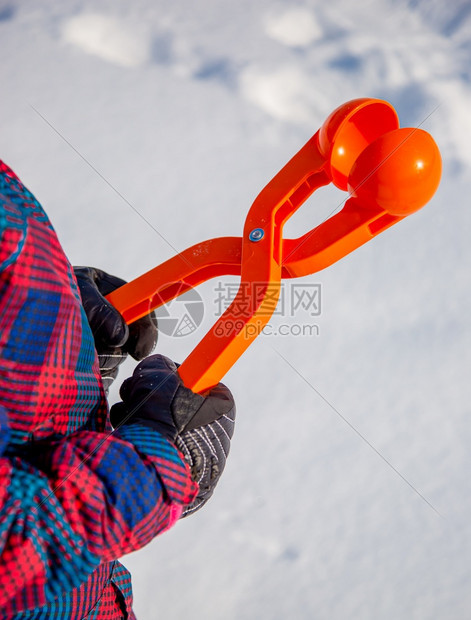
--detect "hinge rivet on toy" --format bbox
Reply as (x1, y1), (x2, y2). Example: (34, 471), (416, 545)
(249, 228), (265, 242)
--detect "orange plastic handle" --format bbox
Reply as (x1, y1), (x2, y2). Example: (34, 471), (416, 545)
(106, 98), (441, 393)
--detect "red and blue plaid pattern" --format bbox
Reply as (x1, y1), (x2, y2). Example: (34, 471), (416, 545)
(0, 160), (197, 617)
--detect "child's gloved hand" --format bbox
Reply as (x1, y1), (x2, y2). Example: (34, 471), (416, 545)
(110, 354), (236, 516)
(74, 266), (158, 393)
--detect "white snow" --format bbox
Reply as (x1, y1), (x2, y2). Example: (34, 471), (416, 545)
(61, 13), (152, 68)
(1, 0), (471, 619)
(264, 8), (322, 47)
(239, 63), (324, 123)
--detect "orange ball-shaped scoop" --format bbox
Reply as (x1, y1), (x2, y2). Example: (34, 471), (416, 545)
(347, 127), (442, 216)
(318, 98), (399, 191)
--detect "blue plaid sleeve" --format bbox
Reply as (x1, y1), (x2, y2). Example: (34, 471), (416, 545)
(0, 409), (196, 614)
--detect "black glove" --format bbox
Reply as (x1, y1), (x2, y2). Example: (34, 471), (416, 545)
(74, 267), (158, 393)
(110, 354), (236, 516)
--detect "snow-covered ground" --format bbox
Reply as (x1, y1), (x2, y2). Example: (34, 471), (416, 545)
(1, 1), (471, 618)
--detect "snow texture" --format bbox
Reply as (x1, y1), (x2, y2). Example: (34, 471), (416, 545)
(1, 0), (471, 618)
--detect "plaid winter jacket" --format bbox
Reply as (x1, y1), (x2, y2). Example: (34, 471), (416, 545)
(0, 160), (197, 618)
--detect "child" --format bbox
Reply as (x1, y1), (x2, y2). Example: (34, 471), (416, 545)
(0, 160), (235, 618)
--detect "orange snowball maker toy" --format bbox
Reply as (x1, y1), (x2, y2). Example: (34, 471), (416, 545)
(106, 98), (442, 394)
